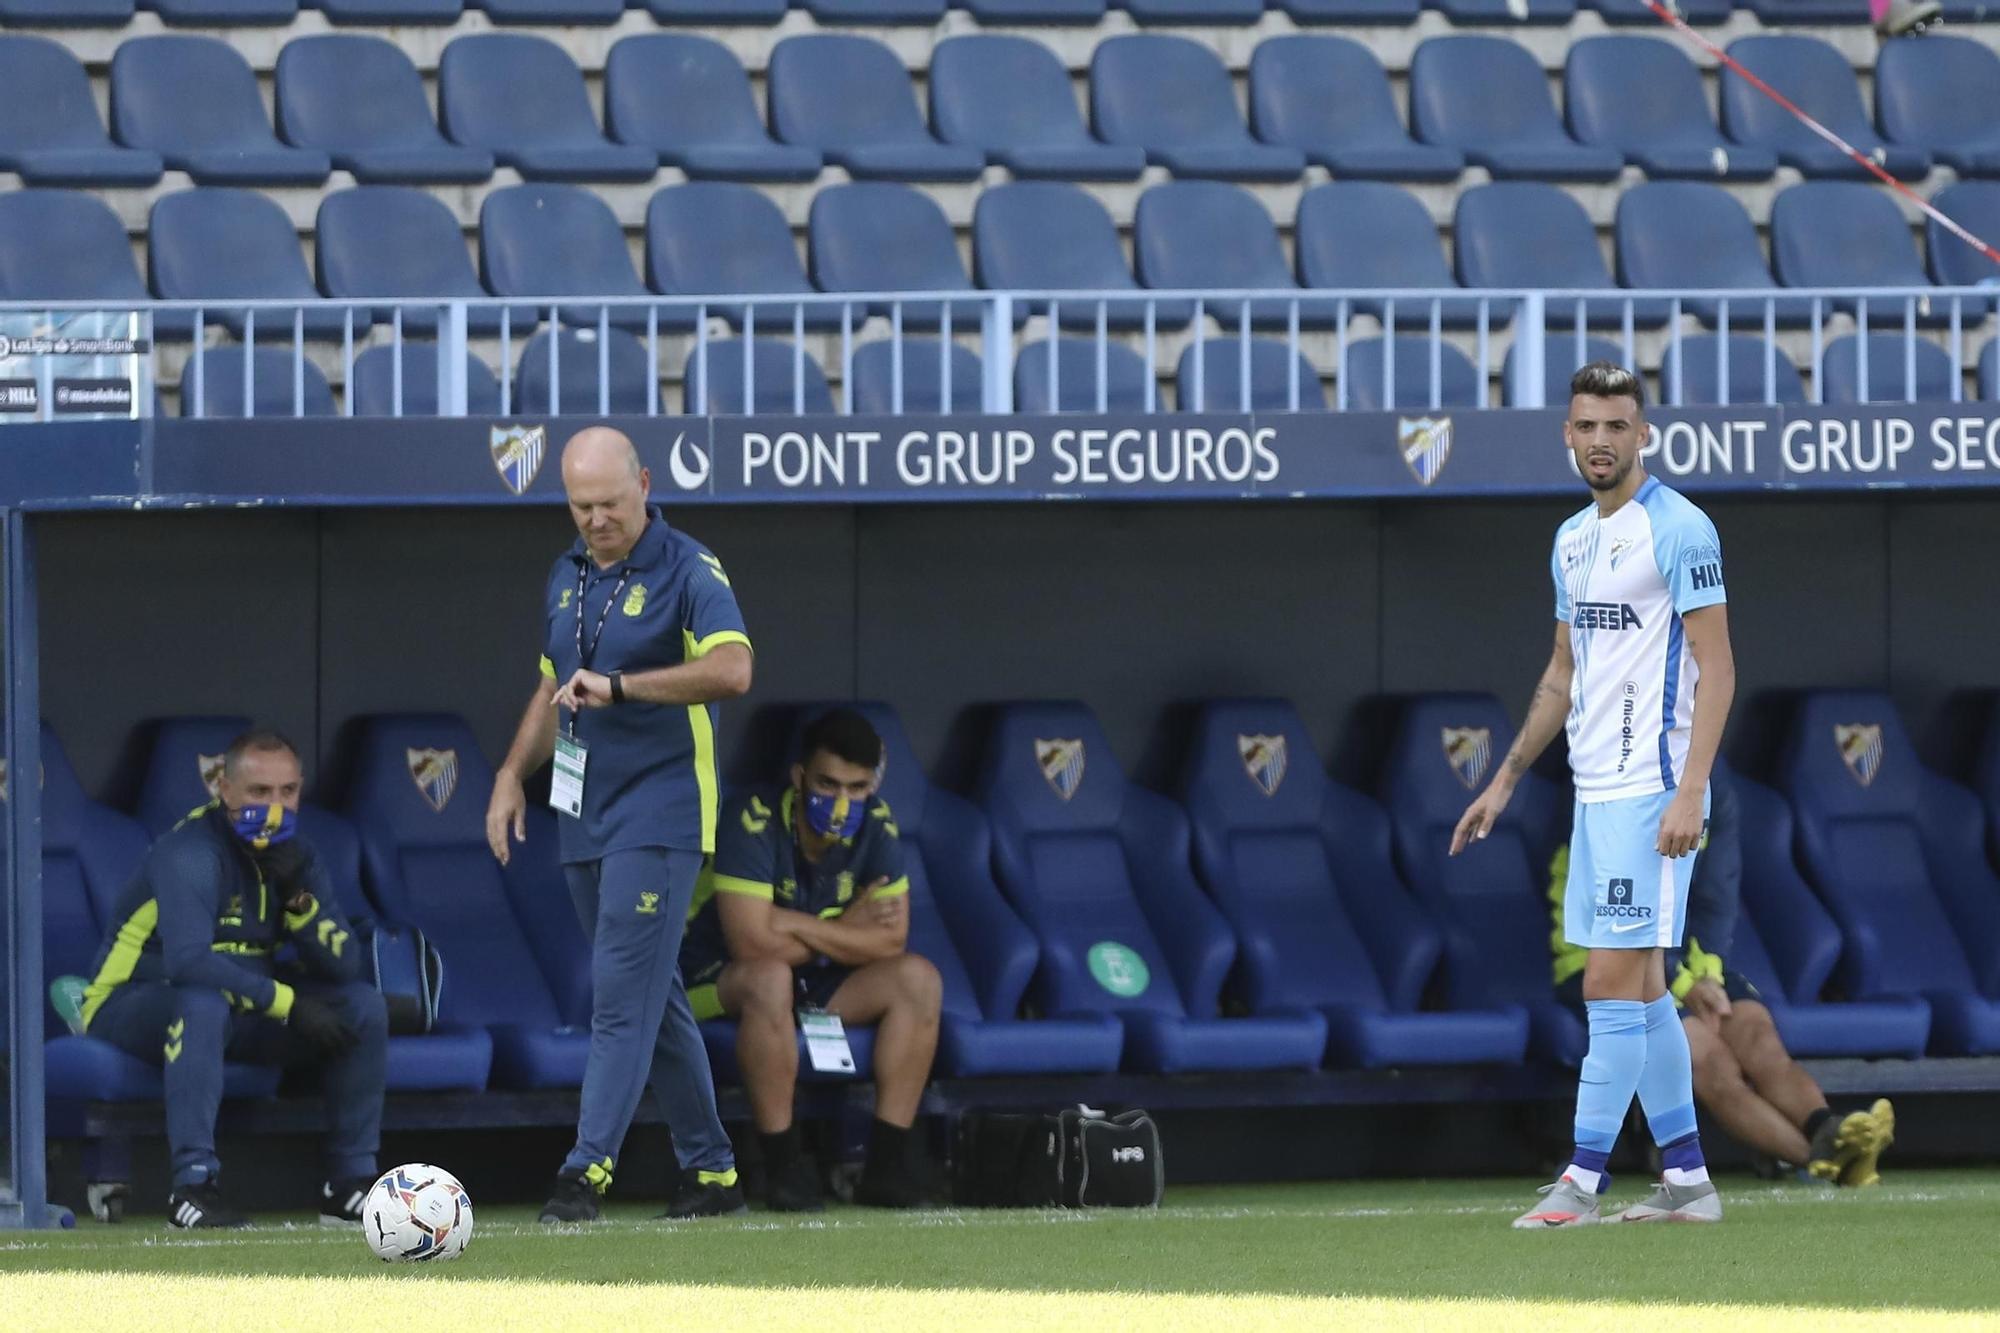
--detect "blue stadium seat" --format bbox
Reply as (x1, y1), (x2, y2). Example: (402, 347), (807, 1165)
(809, 183), (986, 332)
(1249, 37), (1462, 183)
(110, 37), (329, 185)
(1176, 338), (1326, 412)
(930, 37), (1146, 182)
(1091, 36), (1306, 182)
(1294, 182), (1480, 329)
(805, 0), (944, 22)
(1134, 182), (1337, 330)
(317, 0), (462, 21)
(1378, 695), (1579, 1063)
(1341, 337), (1482, 412)
(1779, 692), (2000, 1055)
(1119, 0), (1262, 21)
(1616, 182), (1810, 330)
(0, 0), (131, 22)
(1410, 38), (1620, 182)
(1424, 0), (1574, 21)
(1772, 182), (1948, 328)
(1014, 339), (1153, 413)
(352, 343), (503, 417)
(850, 340), (983, 414)
(1818, 334), (1960, 405)
(1501, 335), (1627, 409)
(976, 703), (1327, 1072)
(647, 183), (834, 334)
(1577, 0), (1725, 22)
(479, 184), (653, 331)
(474, 0), (621, 23)
(1275, 0), (1419, 21)
(150, 189), (354, 341)
(1660, 335), (1808, 407)
(349, 715), (590, 1087)
(275, 37), (493, 185)
(962, 0), (1106, 17)
(179, 345), (336, 418)
(512, 327), (655, 416)
(1927, 182), (2000, 289)
(0, 39), (161, 185)
(645, 0), (785, 17)
(1181, 701), (1530, 1069)
(1566, 37), (1776, 181)
(1876, 37), (2000, 177)
(438, 36), (656, 182)
(0, 191), (151, 308)
(684, 338), (834, 415)
(766, 35), (984, 183)
(315, 187), (507, 338)
(1456, 183), (1668, 330)
(1721, 37), (1931, 182)
(604, 36), (821, 184)
(974, 183), (1186, 332)
(140, 0), (295, 23)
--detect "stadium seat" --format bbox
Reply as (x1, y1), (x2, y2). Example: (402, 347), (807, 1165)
(1456, 183), (1669, 330)
(1091, 36), (1307, 182)
(975, 703), (1327, 1072)
(765, 35), (984, 182)
(275, 36), (494, 185)
(351, 343), (504, 417)
(0, 191), (151, 308)
(1341, 337), (1482, 412)
(1579, 0), (1725, 22)
(348, 715), (590, 1087)
(1120, 0), (1262, 21)
(140, 0), (296, 24)
(475, 0), (622, 24)
(647, 183), (835, 333)
(1778, 692), (2000, 1055)
(1274, 0), (1420, 25)
(150, 189), (355, 341)
(0, 39), (162, 186)
(960, 0), (1104, 19)
(1566, 37), (1777, 181)
(317, 0), (462, 21)
(1180, 701), (1530, 1069)
(1013, 338), (1153, 414)
(1739, 0), (1867, 22)
(1408, 38), (1622, 183)
(1134, 182), (1337, 330)
(1818, 334), (1960, 405)
(804, 0), (944, 23)
(1616, 182), (1810, 330)
(1294, 182), (1481, 330)
(603, 36), (821, 184)
(0, 0), (131, 22)
(437, 36), (656, 182)
(1176, 338), (1326, 412)
(929, 37), (1146, 182)
(809, 183), (986, 332)
(644, 0), (786, 19)
(1501, 335), (1628, 409)
(178, 345), (336, 418)
(1720, 37), (1931, 182)
(315, 188), (507, 337)
(1424, 0), (1575, 21)
(974, 183), (1187, 332)
(1248, 37), (1463, 183)
(1378, 694), (1580, 1064)
(1771, 183), (1948, 328)
(479, 184), (653, 331)
(850, 340), (983, 414)
(512, 327), (656, 416)
(1876, 37), (2000, 177)
(109, 37), (330, 185)
(684, 338), (834, 415)
(1660, 335), (1809, 406)
(1927, 182), (2000, 290)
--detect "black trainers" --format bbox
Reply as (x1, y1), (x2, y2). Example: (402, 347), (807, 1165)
(538, 1169), (602, 1224)
(764, 1155), (826, 1214)
(319, 1177), (372, 1226)
(167, 1182), (251, 1229)
(660, 1170), (750, 1220)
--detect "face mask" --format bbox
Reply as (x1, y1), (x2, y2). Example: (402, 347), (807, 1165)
(230, 802), (298, 851)
(802, 790), (866, 840)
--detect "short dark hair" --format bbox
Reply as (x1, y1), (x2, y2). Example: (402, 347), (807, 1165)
(1570, 360), (1646, 412)
(799, 709), (882, 772)
(223, 728), (299, 781)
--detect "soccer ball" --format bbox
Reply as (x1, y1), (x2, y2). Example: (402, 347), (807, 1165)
(362, 1164), (473, 1263)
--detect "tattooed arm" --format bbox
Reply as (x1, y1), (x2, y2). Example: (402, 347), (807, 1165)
(1451, 622), (1573, 855)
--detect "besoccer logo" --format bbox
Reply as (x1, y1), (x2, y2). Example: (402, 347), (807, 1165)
(1608, 879), (1632, 904)
(1596, 878), (1652, 921)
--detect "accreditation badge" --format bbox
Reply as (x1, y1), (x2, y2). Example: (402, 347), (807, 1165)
(798, 1008), (855, 1074)
(550, 735), (588, 818)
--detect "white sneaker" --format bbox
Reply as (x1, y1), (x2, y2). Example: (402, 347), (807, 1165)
(1614, 1177), (1723, 1223)
(1511, 1175), (1603, 1229)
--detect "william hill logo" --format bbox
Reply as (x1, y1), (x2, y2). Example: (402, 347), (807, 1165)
(1574, 602), (1642, 630)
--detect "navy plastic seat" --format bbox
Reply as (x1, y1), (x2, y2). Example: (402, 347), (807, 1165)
(1176, 338), (1326, 412)
(0, 191), (151, 309)
(1616, 182), (1810, 330)
(647, 183), (834, 334)
(110, 37), (329, 185)
(140, 0), (296, 24)
(1740, 0), (1867, 20)
(1379, 695), (1580, 1064)
(0, 0), (131, 22)
(316, 188), (508, 338)
(1660, 335), (1808, 407)
(352, 343), (503, 417)
(1014, 339), (1153, 413)
(1410, 38), (1620, 182)
(976, 703), (1328, 1073)
(1342, 337), (1482, 412)
(1457, 183), (1669, 331)
(646, 0), (786, 18)
(974, 183), (1186, 332)
(275, 37), (493, 185)
(1294, 182), (1479, 330)
(1566, 37), (1776, 181)
(1876, 37), (2000, 177)
(480, 185), (653, 332)
(685, 338), (833, 416)
(1182, 702), (1530, 1069)
(1819, 334), (1959, 405)
(604, 36), (821, 184)
(1772, 182), (1948, 328)
(1425, 0), (1574, 21)
(438, 36), (656, 183)
(1721, 37), (1930, 182)
(1091, 36), (1305, 182)
(804, 0), (943, 21)
(1120, 0), (1262, 21)
(1501, 335), (1627, 409)
(1779, 692), (2000, 1055)
(850, 340), (983, 414)
(1578, 0), (1724, 22)
(1135, 182), (1338, 330)
(150, 189), (354, 341)
(961, 0), (1104, 18)
(317, 0), (463, 20)
(1276, 0), (1420, 21)
(179, 345), (336, 418)
(809, 183), (987, 332)
(475, 0), (621, 23)
(930, 37), (1145, 182)
(0, 39), (161, 186)
(1249, 37), (1462, 183)
(513, 328), (655, 417)
(1928, 182), (2000, 290)
(766, 36), (984, 183)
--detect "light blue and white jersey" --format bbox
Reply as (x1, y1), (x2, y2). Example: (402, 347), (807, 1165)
(1551, 475), (1726, 804)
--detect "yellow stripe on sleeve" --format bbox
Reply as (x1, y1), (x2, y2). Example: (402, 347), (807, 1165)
(712, 873), (775, 901)
(689, 629), (752, 660)
(539, 655), (557, 680)
(872, 876), (911, 899)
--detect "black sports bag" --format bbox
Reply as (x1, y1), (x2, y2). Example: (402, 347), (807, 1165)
(955, 1105), (1163, 1208)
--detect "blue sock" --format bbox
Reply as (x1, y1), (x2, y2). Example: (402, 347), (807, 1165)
(1638, 993), (1708, 1181)
(1568, 998), (1648, 1192)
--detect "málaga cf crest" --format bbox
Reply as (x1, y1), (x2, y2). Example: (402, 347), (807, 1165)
(1036, 738), (1085, 801)
(490, 424), (547, 496)
(1442, 727), (1492, 790)
(1835, 724), (1883, 787)
(407, 747), (460, 813)
(1238, 734), (1287, 797)
(1398, 416), (1453, 487)
(197, 753), (226, 800)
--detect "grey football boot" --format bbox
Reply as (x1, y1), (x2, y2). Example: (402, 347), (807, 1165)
(1511, 1175), (1604, 1229)
(1614, 1177), (1723, 1223)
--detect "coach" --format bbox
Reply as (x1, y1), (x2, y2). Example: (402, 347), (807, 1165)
(485, 426), (753, 1224)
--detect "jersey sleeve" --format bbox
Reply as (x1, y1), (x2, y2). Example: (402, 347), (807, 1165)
(709, 792), (778, 901)
(151, 839), (292, 1019)
(684, 545), (752, 660)
(1551, 534), (1572, 623)
(282, 845), (364, 983)
(1654, 506), (1726, 615)
(862, 801), (910, 898)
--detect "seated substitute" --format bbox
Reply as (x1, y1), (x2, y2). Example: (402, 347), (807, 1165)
(1548, 769), (1893, 1186)
(680, 709), (942, 1211)
(82, 729), (388, 1228)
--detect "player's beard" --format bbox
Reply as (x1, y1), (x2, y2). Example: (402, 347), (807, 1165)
(1583, 451), (1631, 492)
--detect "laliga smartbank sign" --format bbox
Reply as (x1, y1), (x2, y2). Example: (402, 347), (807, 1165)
(1584, 411), (2000, 484)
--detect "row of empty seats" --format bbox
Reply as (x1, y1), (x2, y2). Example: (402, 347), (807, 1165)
(6, 32), (2000, 190)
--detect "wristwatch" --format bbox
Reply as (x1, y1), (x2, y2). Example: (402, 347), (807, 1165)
(608, 671), (626, 704)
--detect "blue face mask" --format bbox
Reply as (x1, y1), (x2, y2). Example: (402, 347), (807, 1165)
(802, 790), (866, 840)
(230, 803), (298, 851)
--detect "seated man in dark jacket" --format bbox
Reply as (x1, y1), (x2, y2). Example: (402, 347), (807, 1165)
(81, 729), (387, 1228)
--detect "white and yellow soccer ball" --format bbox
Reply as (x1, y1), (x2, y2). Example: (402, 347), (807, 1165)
(362, 1164), (473, 1262)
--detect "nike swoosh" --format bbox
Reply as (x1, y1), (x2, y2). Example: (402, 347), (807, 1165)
(1608, 921), (1652, 933)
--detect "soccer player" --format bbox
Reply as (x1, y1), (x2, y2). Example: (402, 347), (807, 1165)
(1452, 362), (1735, 1227)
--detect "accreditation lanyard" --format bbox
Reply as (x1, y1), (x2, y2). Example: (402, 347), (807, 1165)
(571, 563), (632, 711)
(552, 562), (629, 819)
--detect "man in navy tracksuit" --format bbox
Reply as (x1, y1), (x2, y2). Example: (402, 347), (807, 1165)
(83, 729), (387, 1228)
